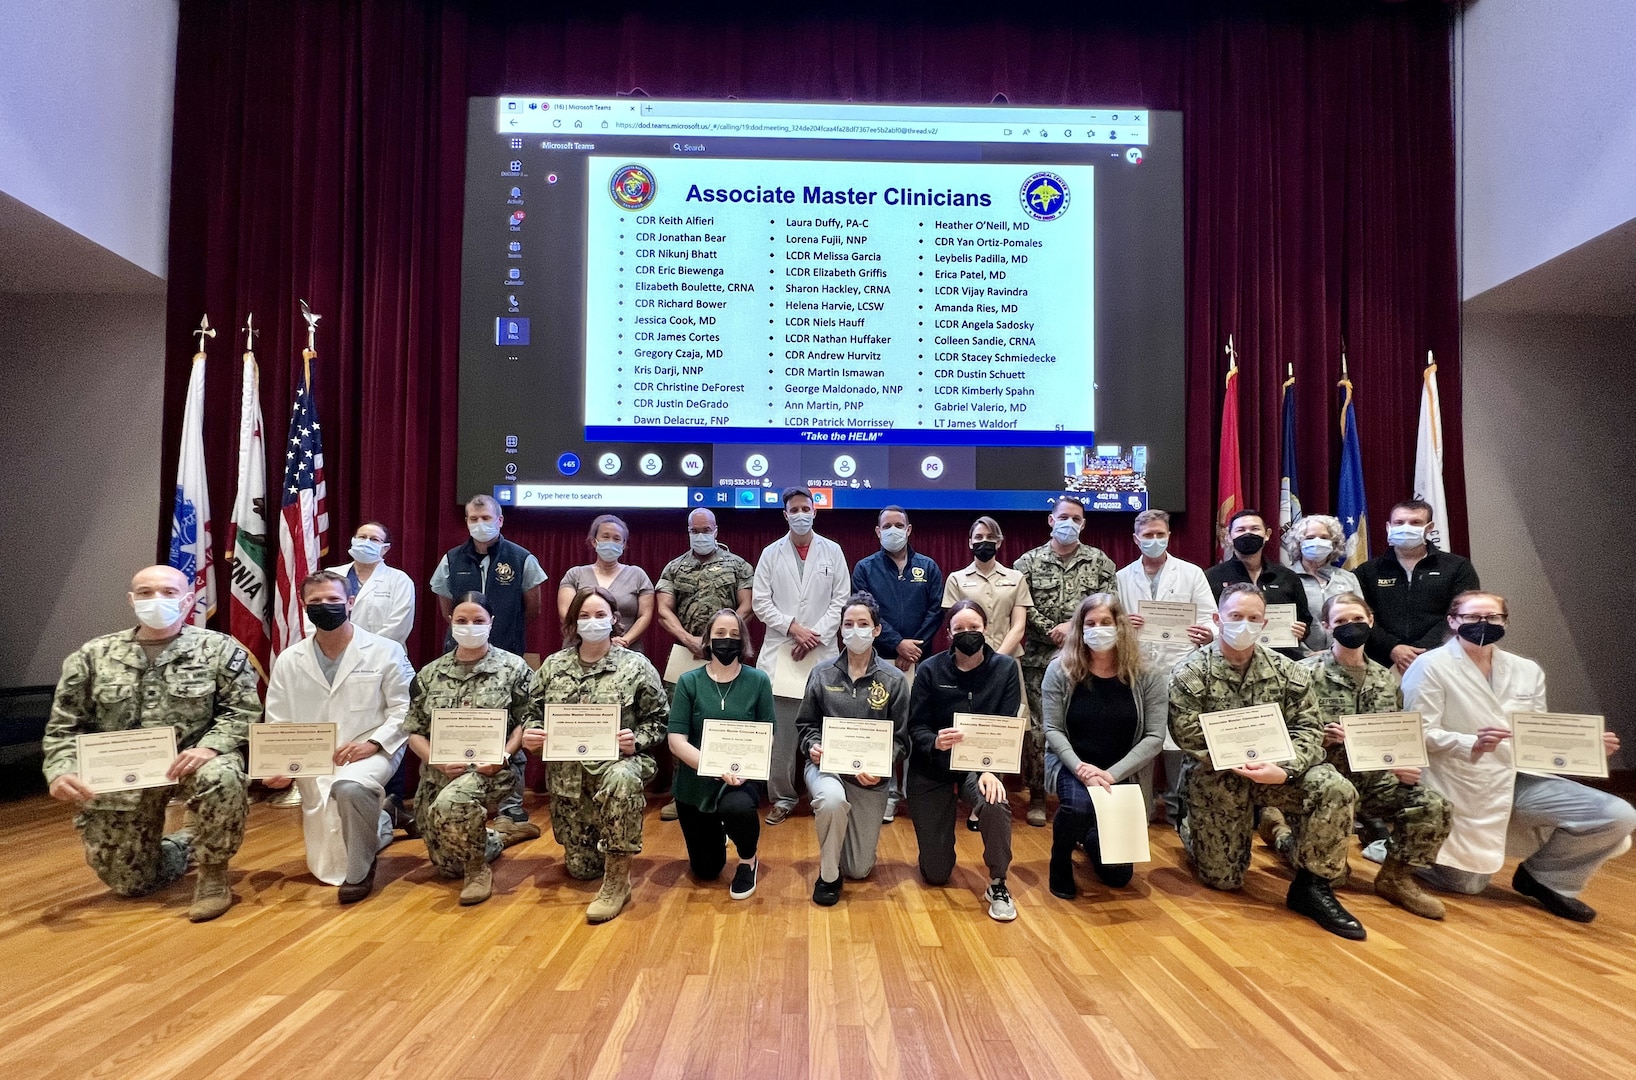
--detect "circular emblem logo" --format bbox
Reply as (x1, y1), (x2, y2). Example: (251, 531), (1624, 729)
(123, 772), (139, 785)
(610, 164), (657, 211)
(1553, 755), (1567, 768)
(1020, 171), (1070, 221)
(730, 763), (741, 773)
(1244, 748), (1259, 761)
(463, 748), (476, 759)
(289, 762), (302, 773)
(867, 681), (890, 710)
(1380, 754), (1394, 765)
(577, 744), (589, 755)
(851, 759), (863, 770)
(982, 755), (993, 766)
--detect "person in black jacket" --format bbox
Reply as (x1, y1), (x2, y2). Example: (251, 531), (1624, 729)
(1203, 509), (1309, 660)
(906, 599), (1023, 922)
(1356, 499), (1480, 672)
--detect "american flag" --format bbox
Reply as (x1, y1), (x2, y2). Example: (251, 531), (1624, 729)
(273, 354), (329, 653)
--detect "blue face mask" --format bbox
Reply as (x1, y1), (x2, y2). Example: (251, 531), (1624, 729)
(690, 532), (718, 557)
(879, 526), (908, 554)
(595, 540), (624, 562)
(1137, 536), (1169, 559)
(1052, 519), (1083, 545)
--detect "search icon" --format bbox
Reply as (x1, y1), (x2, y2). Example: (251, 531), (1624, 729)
(673, 143), (683, 152)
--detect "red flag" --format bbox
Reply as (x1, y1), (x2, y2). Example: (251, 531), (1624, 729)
(273, 349), (329, 654)
(1216, 336), (1244, 551)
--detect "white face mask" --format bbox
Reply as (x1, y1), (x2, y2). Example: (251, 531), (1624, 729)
(577, 616), (614, 643)
(842, 625), (876, 655)
(595, 540), (624, 562)
(787, 511), (815, 536)
(1300, 538), (1335, 564)
(349, 538), (385, 565)
(451, 622), (490, 649)
(879, 526), (908, 554)
(1137, 536), (1169, 559)
(1082, 625), (1119, 653)
(1051, 519), (1083, 545)
(133, 596), (186, 630)
(1219, 620), (1263, 650)
(1387, 523), (1426, 550)
(689, 532), (718, 556)
(468, 519), (500, 543)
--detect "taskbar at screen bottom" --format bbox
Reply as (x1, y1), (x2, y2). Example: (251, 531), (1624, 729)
(493, 484), (1147, 513)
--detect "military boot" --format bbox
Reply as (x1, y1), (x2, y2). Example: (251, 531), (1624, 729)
(586, 854), (633, 923)
(1374, 852), (1445, 920)
(1287, 867), (1366, 940)
(188, 863), (233, 922)
(460, 859), (493, 905)
(493, 817), (541, 847)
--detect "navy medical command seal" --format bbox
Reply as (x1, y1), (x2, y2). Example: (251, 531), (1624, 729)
(610, 164), (657, 211)
(1020, 171), (1070, 221)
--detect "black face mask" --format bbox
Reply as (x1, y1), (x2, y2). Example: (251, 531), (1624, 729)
(708, 638), (744, 665)
(1331, 622), (1372, 649)
(952, 630), (987, 656)
(1455, 621), (1505, 647)
(970, 541), (998, 563)
(1231, 533), (1266, 557)
(306, 602), (348, 631)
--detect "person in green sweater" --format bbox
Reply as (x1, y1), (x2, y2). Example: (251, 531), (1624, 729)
(667, 609), (776, 899)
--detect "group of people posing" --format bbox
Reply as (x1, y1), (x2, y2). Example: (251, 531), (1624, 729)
(43, 491), (1633, 938)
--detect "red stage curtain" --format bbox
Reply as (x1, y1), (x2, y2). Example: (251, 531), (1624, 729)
(160, 0), (1461, 668)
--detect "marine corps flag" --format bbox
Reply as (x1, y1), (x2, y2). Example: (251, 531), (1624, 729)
(1277, 363), (1303, 564)
(169, 316), (216, 626)
(1215, 335), (1245, 551)
(1414, 350), (1451, 550)
(273, 303), (330, 654)
(1336, 354), (1370, 569)
(225, 315), (272, 680)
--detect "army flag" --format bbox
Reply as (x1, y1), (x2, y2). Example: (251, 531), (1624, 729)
(273, 345), (329, 654)
(1277, 365), (1303, 564)
(226, 319), (272, 680)
(1216, 336), (1244, 552)
(169, 319), (216, 625)
(1336, 359), (1370, 569)
(1414, 351), (1451, 550)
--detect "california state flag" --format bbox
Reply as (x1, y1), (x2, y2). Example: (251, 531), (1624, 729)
(225, 330), (272, 680)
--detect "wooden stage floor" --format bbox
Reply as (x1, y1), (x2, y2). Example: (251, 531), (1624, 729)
(3, 792), (1634, 1080)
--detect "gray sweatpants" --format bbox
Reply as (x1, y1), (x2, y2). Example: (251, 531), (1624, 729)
(1420, 772), (1636, 898)
(770, 696), (804, 811)
(331, 779), (394, 884)
(906, 770), (1012, 885)
(806, 763), (889, 881)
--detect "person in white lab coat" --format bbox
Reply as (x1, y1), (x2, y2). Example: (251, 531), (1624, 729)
(264, 570), (415, 903)
(325, 521), (415, 646)
(1114, 509), (1215, 822)
(1402, 590), (1634, 922)
(752, 485), (850, 825)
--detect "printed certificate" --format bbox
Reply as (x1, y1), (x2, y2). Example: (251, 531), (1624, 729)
(1088, 784), (1152, 864)
(949, 712), (1026, 774)
(428, 708), (509, 765)
(1340, 712), (1428, 771)
(771, 643), (820, 700)
(541, 703), (621, 762)
(698, 719), (773, 781)
(1510, 712), (1608, 778)
(819, 716), (894, 777)
(1137, 600), (1198, 645)
(76, 728), (177, 793)
(248, 722), (337, 779)
(664, 642), (706, 684)
(1256, 604), (1299, 649)
(1197, 703), (1296, 770)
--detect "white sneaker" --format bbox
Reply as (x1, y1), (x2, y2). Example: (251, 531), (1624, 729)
(984, 878), (1017, 922)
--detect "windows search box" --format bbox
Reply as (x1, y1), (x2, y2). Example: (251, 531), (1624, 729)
(496, 484), (691, 509)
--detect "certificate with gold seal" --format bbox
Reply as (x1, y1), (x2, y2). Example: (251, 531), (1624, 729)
(698, 719), (773, 781)
(949, 712), (1026, 774)
(429, 709), (508, 765)
(1197, 703), (1295, 770)
(77, 728), (177, 793)
(248, 722), (337, 779)
(818, 716), (894, 777)
(541, 703), (620, 762)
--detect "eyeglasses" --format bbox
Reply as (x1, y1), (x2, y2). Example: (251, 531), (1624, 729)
(1453, 613), (1508, 626)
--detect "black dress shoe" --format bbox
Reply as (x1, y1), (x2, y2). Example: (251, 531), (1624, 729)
(1513, 864), (1596, 922)
(813, 875), (842, 907)
(338, 858), (377, 905)
(1286, 868), (1366, 940)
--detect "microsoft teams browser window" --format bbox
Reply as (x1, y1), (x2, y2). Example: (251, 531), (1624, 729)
(460, 97), (1184, 513)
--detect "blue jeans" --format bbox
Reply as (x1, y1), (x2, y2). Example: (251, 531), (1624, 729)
(1052, 762), (1135, 887)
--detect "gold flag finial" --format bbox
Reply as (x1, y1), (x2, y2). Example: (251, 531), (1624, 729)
(299, 299), (321, 354)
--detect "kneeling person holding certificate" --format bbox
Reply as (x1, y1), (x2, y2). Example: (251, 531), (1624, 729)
(906, 600), (1023, 922)
(1280, 593), (1451, 919)
(524, 588), (670, 923)
(668, 609), (776, 898)
(43, 565), (259, 922)
(1402, 590), (1634, 922)
(264, 571), (416, 903)
(402, 593), (536, 906)
(797, 593), (910, 906)
(1170, 583), (1365, 940)
(1041, 594), (1166, 899)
